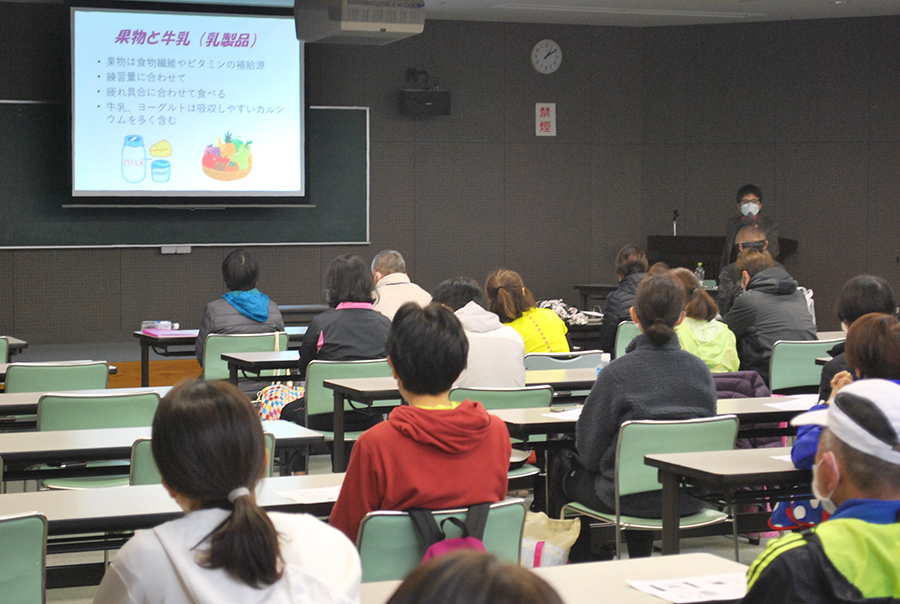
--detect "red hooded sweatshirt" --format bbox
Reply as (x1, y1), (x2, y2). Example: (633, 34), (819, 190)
(329, 400), (512, 541)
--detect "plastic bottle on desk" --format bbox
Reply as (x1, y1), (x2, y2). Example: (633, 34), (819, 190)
(694, 262), (705, 283)
(596, 352), (611, 375)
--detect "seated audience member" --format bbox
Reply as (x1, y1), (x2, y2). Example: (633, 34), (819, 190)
(723, 248), (816, 384)
(196, 249), (284, 366)
(818, 275), (896, 401)
(564, 274), (717, 558)
(329, 303), (511, 541)
(598, 244), (648, 356)
(371, 250), (432, 320)
(793, 312), (900, 470)
(720, 184), (780, 272)
(92, 380), (361, 604)
(669, 268), (739, 373)
(716, 224), (770, 316)
(485, 269), (570, 354)
(432, 277), (526, 388)
(280, 254), (390, 428)
(386, 550), (563, 604)
(744, 379), (900, 603)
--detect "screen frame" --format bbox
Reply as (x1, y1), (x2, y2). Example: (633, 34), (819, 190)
(67, 3), (309, 208)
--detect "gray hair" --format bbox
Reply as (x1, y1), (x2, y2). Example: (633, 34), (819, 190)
(372, 250), (406, 275)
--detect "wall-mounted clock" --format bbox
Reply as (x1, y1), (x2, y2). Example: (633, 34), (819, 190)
(531, 39), (562, 74)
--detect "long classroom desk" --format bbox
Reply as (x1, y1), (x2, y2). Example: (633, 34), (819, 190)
(0, 420), (323, 480)
(491, 396), (813, 441)
(0, 386), (172, 417)
(0, 473), (344, 588)
(645, 447), (810, 558)
(361, 552), (748, 604)
(132, 326), (307, 387)
(6, 336), (28, 357)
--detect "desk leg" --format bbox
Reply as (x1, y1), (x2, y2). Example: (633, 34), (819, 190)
(140, 340), (150, 388)
(229, 364), (238, 386)
(333, 391), (346, 471)
(659, 470), (681, 555)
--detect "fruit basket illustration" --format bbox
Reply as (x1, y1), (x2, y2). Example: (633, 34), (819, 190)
(202, 132), (252, 181)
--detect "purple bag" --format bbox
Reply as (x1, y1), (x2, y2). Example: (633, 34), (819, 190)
(408, 503), (490, 564)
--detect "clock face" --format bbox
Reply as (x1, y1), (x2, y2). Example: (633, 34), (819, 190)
(531, 39), (562, 74)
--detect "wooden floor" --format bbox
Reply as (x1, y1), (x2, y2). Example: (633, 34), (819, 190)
(108, 360), (201, 389)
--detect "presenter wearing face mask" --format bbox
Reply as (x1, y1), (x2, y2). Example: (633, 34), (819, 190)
(720, 184), (779, 273)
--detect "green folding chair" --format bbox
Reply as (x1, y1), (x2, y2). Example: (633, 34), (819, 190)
(5, 361), (109, 394)
(614, 321), (641, 359)
(130, 433), (276, 485)
(356, 498), (527, 582)
(524, 350), (603, 400)
(0, 512), (47, 604)
(202, 332), (289, 381)
(305, 359), (398, 466)
(449, 386), (553, 505)
(35, 391), (161, 489)
(0, 336), (9, 364)
(769, 338), (843, 394)
(561, 415), (739, 560)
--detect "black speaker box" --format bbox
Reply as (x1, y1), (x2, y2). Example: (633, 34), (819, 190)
(399, 89), (451, 116)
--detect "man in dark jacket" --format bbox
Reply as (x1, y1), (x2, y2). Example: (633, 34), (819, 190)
(723, 248), (816, 384)
(720, 184), (780, 271)
(598, 244), (647, 356)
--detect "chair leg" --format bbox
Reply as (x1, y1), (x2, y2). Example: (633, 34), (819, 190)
(731, 507), (740, 562)
(614, 525), (622, 560)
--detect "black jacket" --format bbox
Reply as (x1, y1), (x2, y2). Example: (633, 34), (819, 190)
(721, 213), (780, 270)
(598, 272), (644, 355)
(722, 266), (816, 384)
(298, 306), (391, 377)
(818, 341), (849, 402)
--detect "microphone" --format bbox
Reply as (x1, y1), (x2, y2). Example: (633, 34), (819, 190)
(673, 209), (680, 236)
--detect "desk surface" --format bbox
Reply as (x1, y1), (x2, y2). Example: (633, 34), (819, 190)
(0, 386), (172, 416)
(0, 420), (323, 466)
(490, 396), (811, 436)
(0, 473), (344, 535)
(221, 351), (301, 366)
(360, 553), (748, 604)
(645, 446), (809, 488)
(134, 326), (307, 343)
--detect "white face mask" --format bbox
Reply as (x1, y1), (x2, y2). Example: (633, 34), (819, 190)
(812, 454), (839, 514)
(740, 202), (760, 217)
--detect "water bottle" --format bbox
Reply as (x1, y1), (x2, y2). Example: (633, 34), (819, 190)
(694, 262), (705, 283)
(596, 352), (611, 375)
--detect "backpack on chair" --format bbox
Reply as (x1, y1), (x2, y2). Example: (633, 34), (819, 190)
(407, 503), (491, 563)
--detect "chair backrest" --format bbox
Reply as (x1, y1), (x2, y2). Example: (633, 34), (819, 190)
(614, 321), (640, 359)
(523, 349), (604, 371)
(305, 359), (396, 417)
(0, 512), (47, 604)
(0, 336), (9, 364)
(769, 338), (842, 392)
(615, 415), (739, 498)
(449, 386), (553, 410)
(201, 332), (289, 381)
(37, 392), (160, 432)
(701, 279), (717, 289)
(356, 498), (527, 583)
(5, 361), (109, 394)
(129, 432), (276, 486)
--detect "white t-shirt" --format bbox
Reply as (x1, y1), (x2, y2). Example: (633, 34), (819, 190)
(372, 273), (432, 320)
(93, 509), (361, 604)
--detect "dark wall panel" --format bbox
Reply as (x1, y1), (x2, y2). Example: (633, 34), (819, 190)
(590, 144), (643, 285)
(866, 142), (900, 291)
(413, 142), (506, 291)
(776, 143), (870, 330)
(869, 19), (900, 141)
(504, 143), (592, 303)
(641, 144), (686, 238)
(590, 28), (644, 145)
(0, 251), (15, 335)
(642, 29), (686, 144)
(684, 23), (778, 145)
(775, 19), (872, 143)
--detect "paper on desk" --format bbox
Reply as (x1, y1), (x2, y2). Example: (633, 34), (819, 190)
(766, 394), (819, 411)
(627, 572), (747, 603)
(770, 454), (793, 463)
(541, 407), (583, 421)
(277, 486), (341, 504)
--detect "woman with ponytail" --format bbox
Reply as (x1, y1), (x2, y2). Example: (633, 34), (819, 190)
(668, 268), (739, 373)
(93, 380), (361, 604)
(484, 269), (569, 353)
(565, 274), (717, 558)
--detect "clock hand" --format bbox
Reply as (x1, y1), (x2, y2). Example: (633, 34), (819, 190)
(544, 48), (558, 59)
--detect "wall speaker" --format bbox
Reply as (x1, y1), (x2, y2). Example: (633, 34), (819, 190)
(399, 89), (451, 116)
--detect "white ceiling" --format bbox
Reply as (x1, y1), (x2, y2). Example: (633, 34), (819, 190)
(422, 0), (900, 27)
(30, 0), (900, 27)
